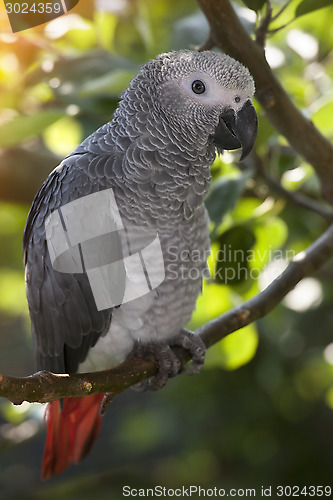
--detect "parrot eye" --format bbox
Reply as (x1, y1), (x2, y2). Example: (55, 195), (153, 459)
(191, 80), (206, 94)
(235, 96), (241, 103)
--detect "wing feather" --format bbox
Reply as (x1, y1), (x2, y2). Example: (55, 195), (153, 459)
(24, 156), (114, 374)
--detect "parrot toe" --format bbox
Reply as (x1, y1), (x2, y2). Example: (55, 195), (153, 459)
(131, 331), (206, 391)
(131, 342), (182, 391)
(173, 330), (206, 375)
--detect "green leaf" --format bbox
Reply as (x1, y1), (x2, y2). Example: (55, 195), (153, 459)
(214, 226), (256, 285)
(207, 324), (259, 370)
(0, 270), (27, 316)
(43, 117), (83, 156)
(0, 110), (65, 148)
(205, 170), (252, 234)
(294, 357), (333, 401)
(255, 115), (276, 149)
(94, 11), (118, 50)
(295, 0), (333, 18)
(1, 401), (31, 425)
(241, 0), (267, 12)
(311, 100), (333, 138)
(250, 217), (288, 271)
(78, 69), (136, 98)
(188, 282), (233, 330)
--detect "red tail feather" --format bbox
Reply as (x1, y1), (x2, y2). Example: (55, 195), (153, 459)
(41, 394), (104, 480)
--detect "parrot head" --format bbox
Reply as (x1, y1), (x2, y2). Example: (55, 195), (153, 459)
(141, 50), (257, 160)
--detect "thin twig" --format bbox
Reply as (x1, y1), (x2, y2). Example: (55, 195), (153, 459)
(1, 223), (333, 405)
(271, 0), (292, 22)
(252, 151), (333, 221)
(268, 22), (292, 35)
(268, 0), (294, 34)
(255, 0), (273, 48)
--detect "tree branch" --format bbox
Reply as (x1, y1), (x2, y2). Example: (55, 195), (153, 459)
(197, 0), (333, 203)
(1, 223), (333, 406)
(255, 0), (273, 48)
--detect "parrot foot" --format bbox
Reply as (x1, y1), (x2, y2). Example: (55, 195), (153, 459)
(131, 342), (182, 391)
(173, 329), (206, 375)
(131, 330), (206, 391)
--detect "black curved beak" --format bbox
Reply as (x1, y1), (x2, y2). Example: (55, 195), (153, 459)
(212, 100), (258, 160)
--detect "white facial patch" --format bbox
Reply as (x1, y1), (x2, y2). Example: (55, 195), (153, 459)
(178, 71), (253, 111)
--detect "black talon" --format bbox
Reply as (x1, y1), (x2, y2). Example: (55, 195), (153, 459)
(99, 392), (114, 416)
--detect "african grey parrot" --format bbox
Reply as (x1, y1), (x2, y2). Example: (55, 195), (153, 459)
(23, 50), (257, 478)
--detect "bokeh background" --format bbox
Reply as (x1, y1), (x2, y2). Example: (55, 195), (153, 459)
(0, 0), (333, 497)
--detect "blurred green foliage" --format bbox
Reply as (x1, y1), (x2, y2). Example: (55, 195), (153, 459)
(0, 0), (333, 498)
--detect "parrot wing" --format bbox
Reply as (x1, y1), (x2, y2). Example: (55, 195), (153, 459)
(24, 155), (114, 374)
